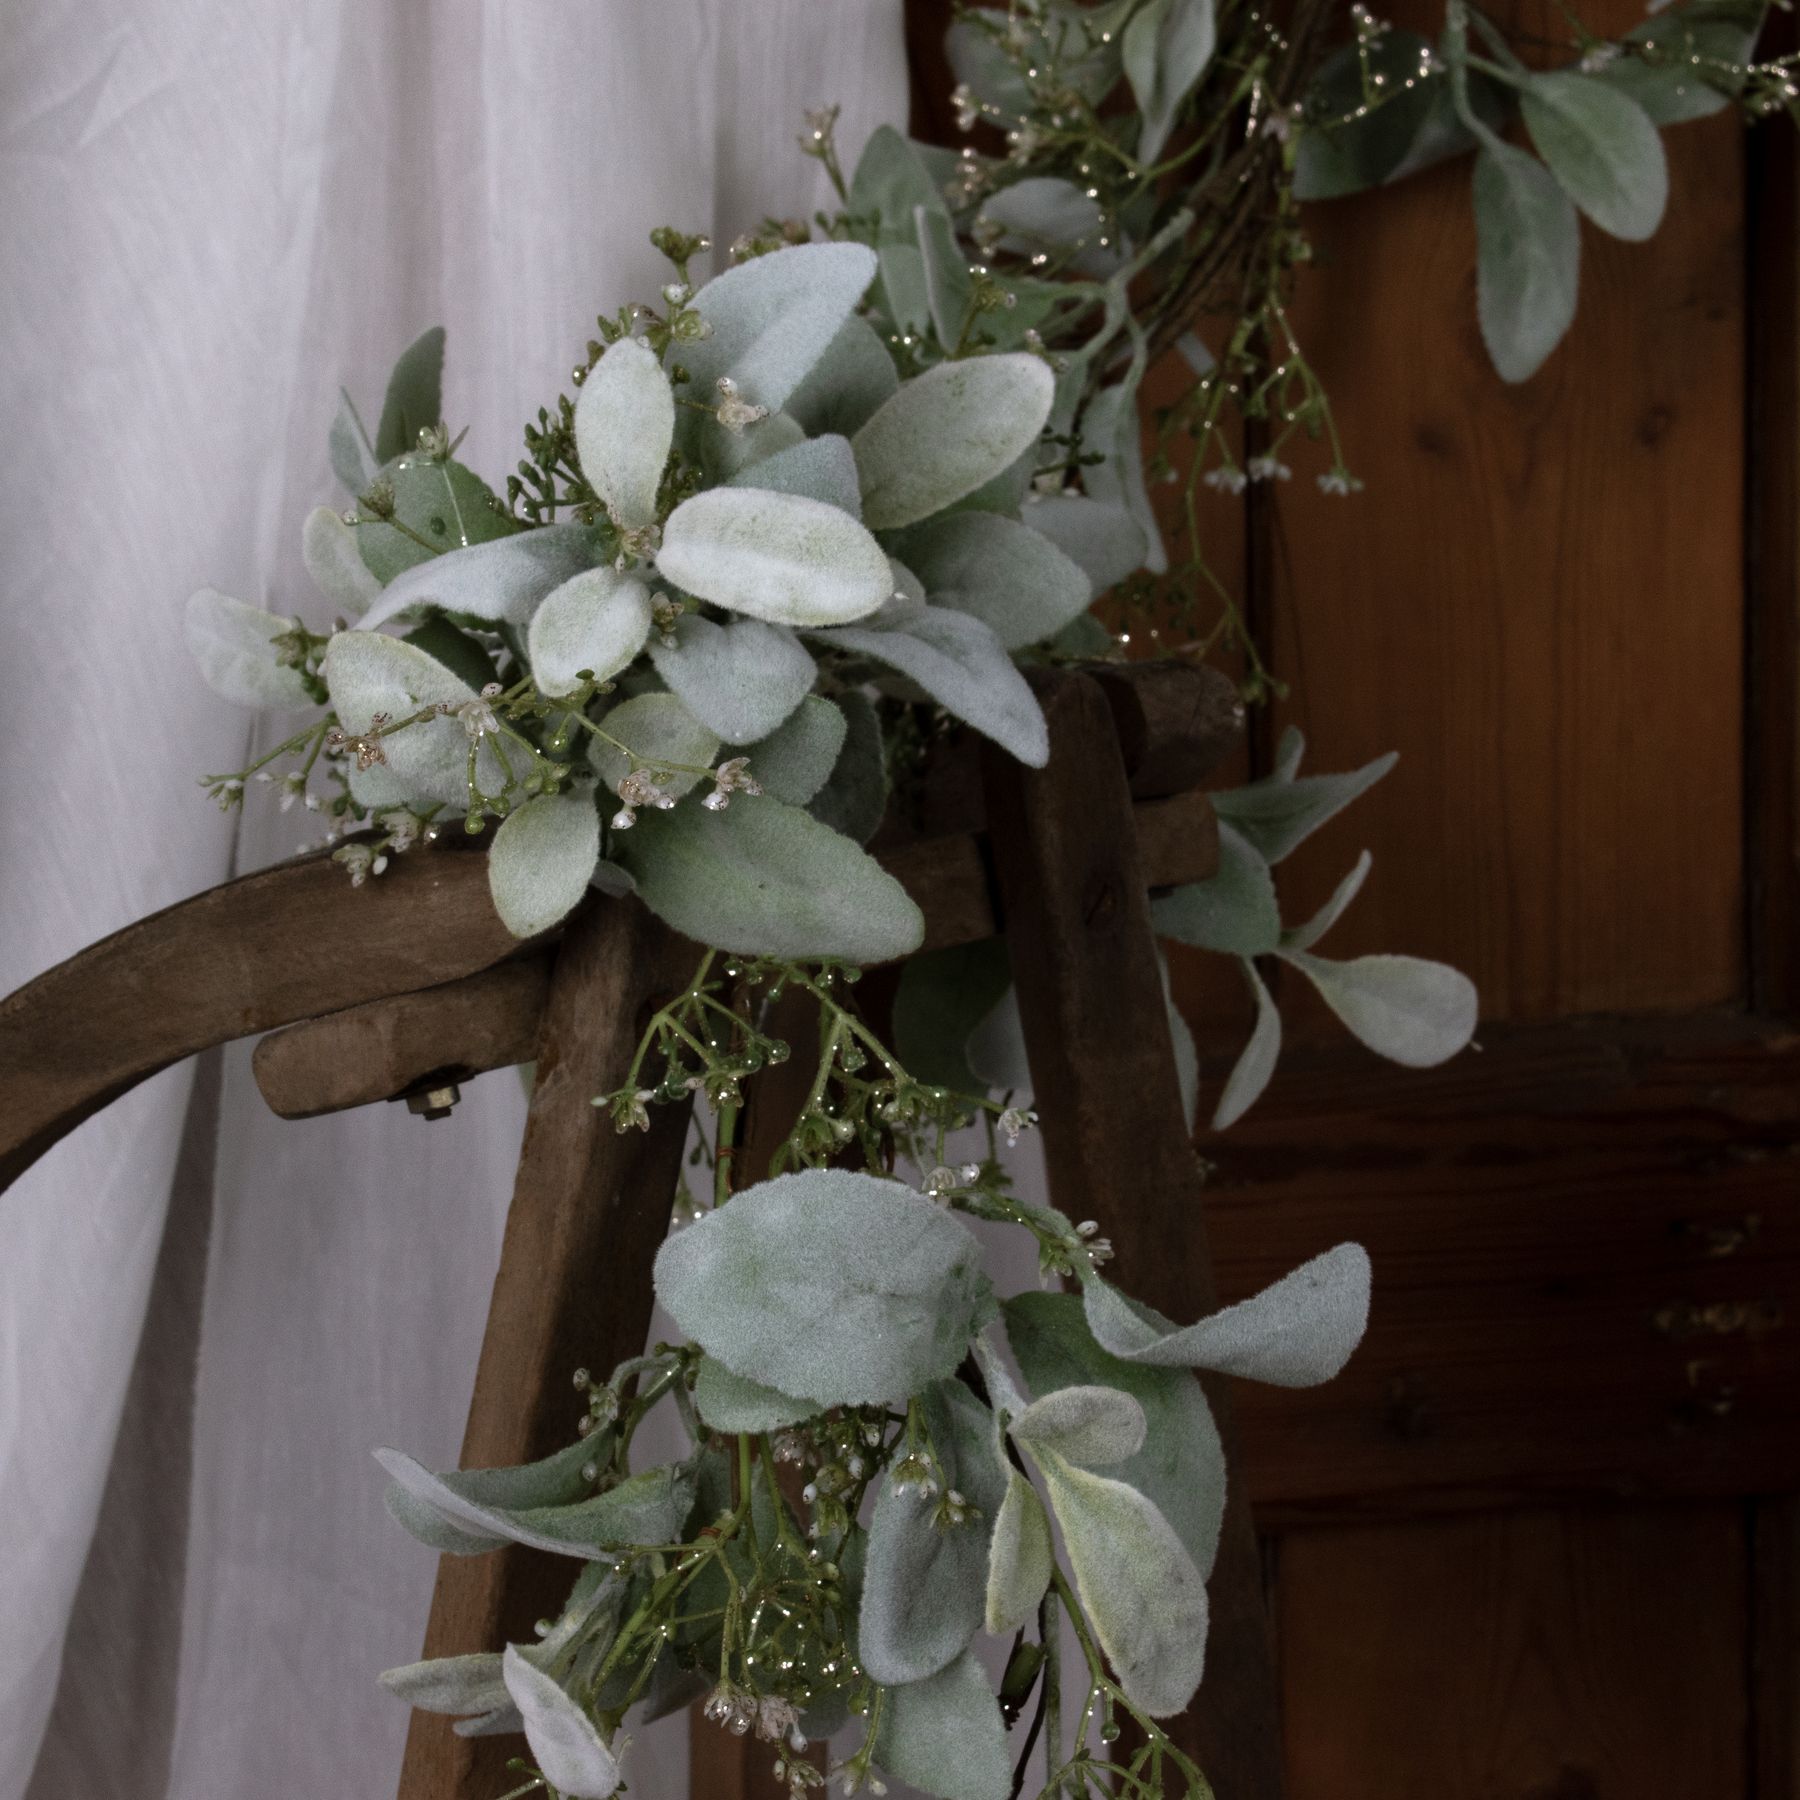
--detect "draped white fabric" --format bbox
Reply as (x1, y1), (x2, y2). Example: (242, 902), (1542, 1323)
(0, 6), (908, 1794)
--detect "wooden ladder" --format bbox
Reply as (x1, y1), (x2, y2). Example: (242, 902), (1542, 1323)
(0, 662), (1283, 1800)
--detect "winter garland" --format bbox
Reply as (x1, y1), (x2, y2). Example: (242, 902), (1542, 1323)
(177, 2), (1794, 1796)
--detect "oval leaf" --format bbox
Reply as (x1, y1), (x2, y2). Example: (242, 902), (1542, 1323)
(891, 512), (1091, 650)
(302, 506), (381, 616)
(1280, 949), (1478, 1067)
(786, 314), (901, 439)
(1213, 957), (1282, 1131)
(874, 1648), (1013, 1800)
(488, 789), (601, 938)
(1151, 820), (1281, 956)
(728, 432), (863, 516)
(984, 1471), (1054, 1636)
(1123, 0), (1217, 164)
(359, 522), (597, 629)
(648, 612), (818, 744)
(1520, 71), (1668, 243)
(502, 1645), (623, 1798)
(588, 691), (719, 798)
(1021, 493), (1147, 596)
(1009, 1384), (1147, 1467)
(1474, 139), (1581, 384)
(575, 336), (674, 530)
(743, 695), (847, 805)
(853, 354), (1056, 530)
(184, 589), (312, 709)
(527, 568), (652, 697)
(380, 1653), (510, 1719)
(652, 1170), (992, 1408)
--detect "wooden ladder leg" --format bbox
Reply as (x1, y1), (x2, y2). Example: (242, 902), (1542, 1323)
(981, 671), (1286, 1800)
(397, 895), (700, 1800)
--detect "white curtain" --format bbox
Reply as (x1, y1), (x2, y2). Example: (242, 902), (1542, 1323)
(0, 6), (909, 1794)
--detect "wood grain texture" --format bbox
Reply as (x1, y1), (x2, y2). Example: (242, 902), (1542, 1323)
(1278, 1504), (1747, 1800)
(1268, 80), (1747, 1021)
(397, 896), (698, 1800)
(982, 671), (1285, 1800)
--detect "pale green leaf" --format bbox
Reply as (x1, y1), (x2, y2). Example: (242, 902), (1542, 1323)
(808, 608), (1050, 767)
(1213, 958), (1282, 1131)
(1282, 849), (1373, 952)
(978, 177), (1116, 277)
(744, 695), (847, 805)
(527, 568), (652, 697)
(1473, 139), (1581, 384)
(693, 1357), (814, 1433)
(1520, 71), (1668, 241)
(1293, 33), (1467, 200)
(302, 505), (380, 616)
(917, 203), (974, 350)
(384, 1484), (504, 1555)
(701, 408), (809, 482)
(376, 326), (445, 463)
(1080, 379), (1165, 574)
(965, 980), (1032, 1095)
(488, 789), (601, 938)
(682, 241), (879, 412)
(322, 630), (503, 808)
(1280, 949), (1478, 1066)
(588, 692), (719, 797)
(891, 512), (1091, 650)
(502, 1645), (623, 1799)
(380, 1654), (509, 1719)
(1036, 1450), (1208, 1718)
(1603, 3), (1762, 124)
(984, 1472), (1054, 1637)
(619, 789), (924, 962)
(727, 433), (863, 516)
(1162, 957), (1200, 1133)
(1020, 493), (1147, 596)
(860, 1378), (1008, 1684)
(1211, 749), (1397, 863)
(652, 1171), (992, 1408)
(1010, 1384), (1146, 1466)
(1124, 0), (1217, 164)
(647, 613), (817, 745)
(786, 315), (901, 439)
(358, 522), (596, 629)
(875, 1649), (1012, 1800)
(1151, 820), (1281, 956)
(184, 589), (312, 709)
(850, 126), (949, 337)
(853, 354), (1056, 530)
(807, 687), (888, 843)
(892, 938), (1014, 1093)
(1004, 1291), (1225, 1579)
(574, 336), (674, 530)
(1082, 1242), (1372, 1387)
(330, 388), (377, 494)
(353, 455), (519, 585)
(658, 487), (890, 626)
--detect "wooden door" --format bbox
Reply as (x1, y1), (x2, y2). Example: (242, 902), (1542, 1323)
(901, 2), (1800, 1794)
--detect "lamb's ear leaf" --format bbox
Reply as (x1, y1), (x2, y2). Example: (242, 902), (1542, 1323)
(891, 512), (1091, 650)
(1293, 30), (1460, 200)
(1602, 2), (1761, 124)
(488, 789), (601, 939)
(357, 523), (596, 630)
(184, 590), (313, 709)
(1151, 821), (1281, 956)
(302, 505), (381, 615)
(785, 315), (901, 439)
(1004, 1290), (1226, 1580)
(984, 1471), (1054, 1636)
(587, 691), (719, 798)
(1212, 958), (1282, 1131)
(1519, 70), (1668, 242)
(1080, 378), (1166, 574)
(859, 1379), (1009, 1684)
(1020, 493), (1147, 596)
(966, 981), (1032, 1096)
(1210, 750), (1397, 864)
(917, 202), (974, 351)
(893, 938), (1015, 1093)
(527, 568), (652, 698)
(977, 177), (1116, 277)
(653, 1173), (992, 1410)
(1083, 1242), (1372, 1387)
(693, 1357), (814, 1434)
(376, 326), (446, 464)
(1036, 1450), (1208, 1718)
(1123, 0), (1217, 164)
(352, 457), (521, 586)
(726, 434), (863, 516)
(648, 613), (816, 746)
(1278, 949), (1478, 1067)
(874, 1648), (1013, 1800)
(380, 1654), (509, 1719)
(330, 388), (378, 494)
(384, 1484), (506, 1555)
(807, 608), (1049, 768)
(849, 126), (948, 338)
(1473, 138), (1581, 384)
(744, 695), (848, 806)
(659, 487), (891, 627)
(574, 337), (674, 530)
(853, 354), (1056, 530)
(501, 1645), (624, 1799)
(680, 241), (879, 412)
(806, 688), (889, 844)
(1282, 850), (1374, 953)
(1010, 1384), (1147, 1466)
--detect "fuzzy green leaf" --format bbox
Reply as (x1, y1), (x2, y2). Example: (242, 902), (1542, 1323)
(527, 568), (652, 697)
(1520, 71), (1668, 242)
(358, 522), (596, 629)
(380, 1654), (509, 1719)
(184, 589), (312, 709)
(1282, 849), (1373, 953)
(574, 336), (674, 531)
(588, 690), (720, 798)
(1279, 949), (1478, 1066)
(302, 505), (381, 616)
(892, 938), (1015, 1093)
(1124, 0), (1217, 163)
(806, 688), (888, 844)
(978, 178), (1116, 277)
(853, 354), (1056, 530)
(659, 486), (890, 627)
(648, 613), (817, 745)
(983, 1472), (1054, 1637)
(1151, 821), (1281, 956)
(874, 1649), (1012, 1800)
(1213, 957), (1282, 1130)
(743, 695), (847, 805)
(727, 434), (863, 516)
(653, 1171), (992, 1408)
(891, 512), (1091, 650)
(917, 203), (974, 350)
(1473, 139), (1581, 384)
(502, 1646), (623, 1799)
(352, 455), (519, 585)
(1211, 749), (1397, 863)
(860, 1378), (1009, 1684)
(1020, 493), (1147, 596)
(809, 608), (1049, 767)
(376, 326), (445, 464)
(487, 789), (601, 938)
(692, 1357), (814, 1433)
(785, 316), (901, 438)
(1080, 379), (1165, 574)
(330, 388), (378, 494)
(1010, 1384), (1146, 1467)
(1083, 1242), (1372, 1387)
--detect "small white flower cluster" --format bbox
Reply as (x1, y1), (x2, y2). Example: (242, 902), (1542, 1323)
(1317, 469), (1365, 497)
(1074, 1216), (1114, 1269)
(450, 683), (503, 741)
(702, 756), (763, 812)
(923, 1162), (981, 1202)
(1246, 454), (1292, 483)
(715, 376), (770, 435)
(998, 1106), (1034, 1148)
(703, 1683), (804, 1747)
(611, 767), (678, 831)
